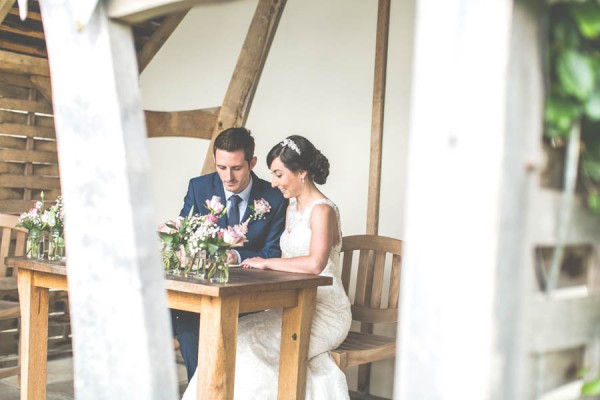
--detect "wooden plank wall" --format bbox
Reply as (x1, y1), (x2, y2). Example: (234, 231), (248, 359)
(0, 69), (68, 364)
(0, 70), (59, 214)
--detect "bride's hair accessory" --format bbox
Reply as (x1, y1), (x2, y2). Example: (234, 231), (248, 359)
(281, 138), (301, 155)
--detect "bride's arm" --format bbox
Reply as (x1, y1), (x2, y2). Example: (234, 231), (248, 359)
(241, 204), (337, 274)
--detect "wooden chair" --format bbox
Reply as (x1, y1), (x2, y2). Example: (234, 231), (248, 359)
(332, 234), (403, 398)
(0, 213), (27, 379)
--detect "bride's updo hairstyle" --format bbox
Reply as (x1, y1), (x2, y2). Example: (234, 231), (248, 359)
(267, 135), (330, 185)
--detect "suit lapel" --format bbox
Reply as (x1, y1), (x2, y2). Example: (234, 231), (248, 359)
(244, 172), (264, 223)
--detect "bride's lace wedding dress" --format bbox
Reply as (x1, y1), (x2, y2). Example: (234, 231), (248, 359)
(182, 198), (352, 400)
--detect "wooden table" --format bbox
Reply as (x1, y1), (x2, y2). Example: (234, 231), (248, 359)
(8, 257), (332, 400)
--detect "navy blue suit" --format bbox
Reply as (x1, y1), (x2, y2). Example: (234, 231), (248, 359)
(179, 171), (287, 260)
(175, 170), (288, 380)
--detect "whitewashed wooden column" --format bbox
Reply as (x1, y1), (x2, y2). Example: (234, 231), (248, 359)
(395, 0), (536, 398)
(38, 1), (178, 399)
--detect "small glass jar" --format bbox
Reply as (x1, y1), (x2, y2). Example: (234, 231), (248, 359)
(47, 228), (62, 261)
(196, 252), (209, 279)
(208, 252), (229, 284)
(182, 244), (200, 277)
(161, 242), (179, 274)
(26, 229), (43, 259)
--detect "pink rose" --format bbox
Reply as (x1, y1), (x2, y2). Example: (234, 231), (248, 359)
(205, 196), (225, 214)
(172, 217), (184, 229)
(223, 226), (247, 247)
(203, 214), (219, 225)
(158, 223), (175, 234)
(158, 217), (183, 234)
(254, 198), (271, 215)
(34, 201), (43, 210)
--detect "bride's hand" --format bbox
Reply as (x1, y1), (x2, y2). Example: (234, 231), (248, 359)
(242, 257), (267, 270)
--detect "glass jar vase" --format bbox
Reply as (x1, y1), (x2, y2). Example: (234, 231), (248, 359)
(182, 244), (200, 277)
(47, 228), (63, 261)
(26, 229), (43, 259)
(161, 242), (179, 274)
(208, 252), (229, 284)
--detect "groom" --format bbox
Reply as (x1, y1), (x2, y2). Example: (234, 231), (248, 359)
(174, 127), (288, 381)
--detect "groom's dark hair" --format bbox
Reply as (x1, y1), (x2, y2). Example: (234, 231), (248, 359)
(213, 127), (255, 164)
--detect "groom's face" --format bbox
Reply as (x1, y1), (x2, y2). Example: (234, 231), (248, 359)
(215, 149), (257, 194)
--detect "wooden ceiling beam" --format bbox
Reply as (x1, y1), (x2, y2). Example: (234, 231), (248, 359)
(0, 70), (36, 88)
(0, 0), (15, 25)
(0, 49), (50, 76)
(201, 0), (287, 174)
(8, 7), (41, 22)
(137, 10), (188, 73)
(0, 22), (46, 40)
(0, 39), (47, 58)
(107, 0), (212, 24)
(145, 107), (219, 139)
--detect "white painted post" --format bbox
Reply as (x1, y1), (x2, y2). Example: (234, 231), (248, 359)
(395, 0), (539, 398)
(38, 0), (178, 398)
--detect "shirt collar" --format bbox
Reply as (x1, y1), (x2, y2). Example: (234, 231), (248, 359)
(223, 176), (253, 204)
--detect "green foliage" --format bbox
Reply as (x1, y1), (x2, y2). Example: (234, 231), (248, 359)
(582, 373), (600, 396)
(545, 1), (600, 216)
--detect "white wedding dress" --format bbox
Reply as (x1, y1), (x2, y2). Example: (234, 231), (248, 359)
(182, 198), (352, 400)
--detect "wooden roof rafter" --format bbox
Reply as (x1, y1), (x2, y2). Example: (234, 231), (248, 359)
(0, 0), (188, 72)
(0, 0), (15, 24)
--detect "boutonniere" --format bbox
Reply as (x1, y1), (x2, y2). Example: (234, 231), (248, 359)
(246, 198), (271, 222)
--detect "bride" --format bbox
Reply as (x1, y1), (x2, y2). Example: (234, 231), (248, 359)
(182, 135), (352, 399)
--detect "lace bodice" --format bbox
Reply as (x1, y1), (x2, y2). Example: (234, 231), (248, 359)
(280, 198), (343, 279)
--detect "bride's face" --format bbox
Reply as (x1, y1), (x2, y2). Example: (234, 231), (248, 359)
(270, 157), (303, 198)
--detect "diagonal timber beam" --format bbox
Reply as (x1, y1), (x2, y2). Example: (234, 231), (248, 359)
(108, 0), (213, 24)
(0, 0), (15, 24)
(201, 0), (287, 174)
(137, 10), (188, 73)
(29, 75), (53, 104)
(145, 107), (219, 139)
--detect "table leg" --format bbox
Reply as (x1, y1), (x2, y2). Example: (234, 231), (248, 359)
(197, 296), (239, 400)
(17, 269), (49, 400)
(278, 287), (317, 400)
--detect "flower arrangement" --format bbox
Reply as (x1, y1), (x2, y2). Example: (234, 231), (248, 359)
(44, 196), (66, 260)
(157, 196), (271, 282)
(44, 196), (64, 232)
(17, 195), (45, 232)
(17, 192), (66, 260)
(17, 197), (46, 259)
(157, 208), (201, 273)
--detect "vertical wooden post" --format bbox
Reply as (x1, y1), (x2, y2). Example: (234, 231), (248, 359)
(201, 0), (287, 174)
(366, 0), (390, 236)
(38, 0), (178, 398)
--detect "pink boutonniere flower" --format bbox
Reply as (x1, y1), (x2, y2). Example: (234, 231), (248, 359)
(247, 198), (271, 222)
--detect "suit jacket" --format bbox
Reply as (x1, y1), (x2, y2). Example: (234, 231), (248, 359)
(179, 171), (288, 261)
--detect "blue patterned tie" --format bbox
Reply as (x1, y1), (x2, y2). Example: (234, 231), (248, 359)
(228, 195), (241, 226)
